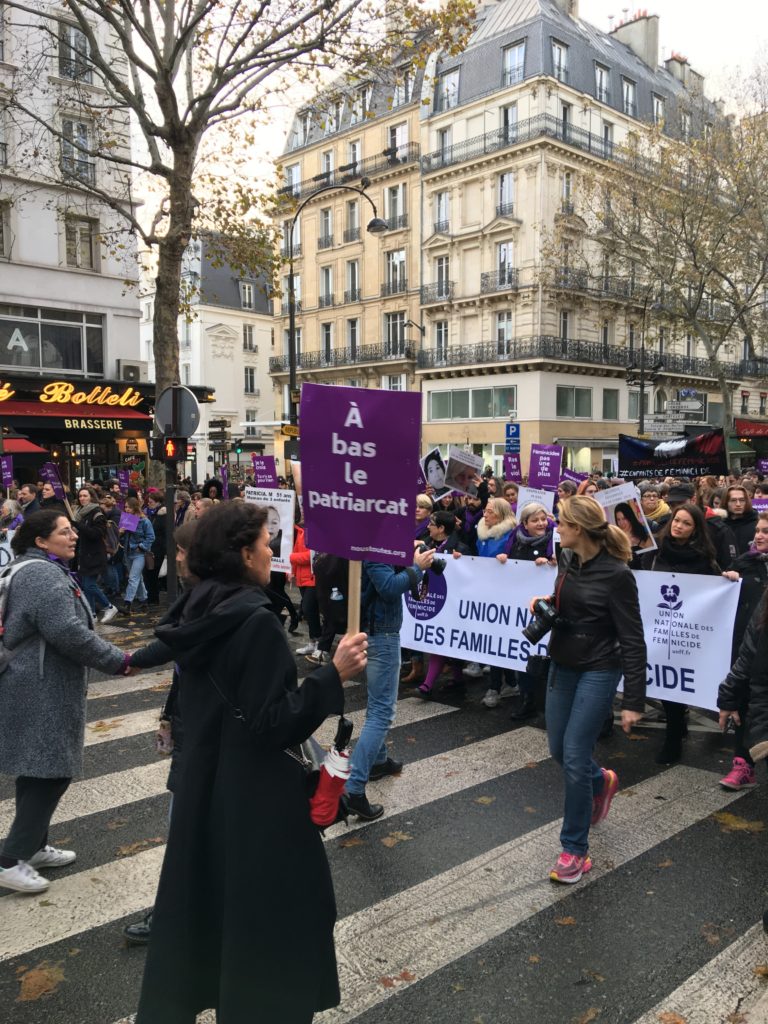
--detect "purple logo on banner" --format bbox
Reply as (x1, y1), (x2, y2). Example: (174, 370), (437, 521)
(0, 455), (13, 488)
(251, 455), (278, 488)
(300, 383), (421, 565)
(40, 463), (66, 500)
(220, 464), (229, 500)
(119, 511), (139, 533)
(561, 468), (588, 485)
(117, 469), (130, 491)
(503, 453), (522, 482)
(528, 444), (563, 491)
(403, 571), (448, 620)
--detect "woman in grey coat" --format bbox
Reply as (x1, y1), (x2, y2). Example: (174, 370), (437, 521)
(0, 510), (131, 895)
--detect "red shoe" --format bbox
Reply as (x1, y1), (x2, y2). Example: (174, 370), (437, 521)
(591, 768), (619, 826)
(719, 757), (756, 790)
(549, 851), (593, 884)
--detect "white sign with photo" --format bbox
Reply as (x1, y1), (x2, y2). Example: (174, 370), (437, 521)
(444, 446), (483, 496)
(244, 487), (295, 573)
(594, 482), (657, 554)
(420, 447), (450, 497)
(515, 486), (555, 514)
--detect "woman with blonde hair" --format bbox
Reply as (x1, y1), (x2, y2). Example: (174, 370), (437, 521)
(529, 496), (646, 884)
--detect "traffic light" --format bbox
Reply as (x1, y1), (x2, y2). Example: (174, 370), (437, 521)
(234, 438), (243, 454)
(150, 436), (187, 462)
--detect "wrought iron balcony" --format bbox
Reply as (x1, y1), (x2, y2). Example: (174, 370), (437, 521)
(380, 279), (408, 297)
(277, 143), (421, 201)
(434, 220), (450, 234)
(280, 299), (302, 315)
(560, 199), (575, 215)
(481, 268), (519, 293)
(281, 243), (302, 259)
(596, 88), (610, 103)
(554, 65), (569, 83)
(343, 226), (361, 243)
(496, 201), (515, 218)
(317, 234), (333, 251)
(385, 214), (408, 231)
(343, 288), (361, 303)
(502, 66), (524, 86)
(421, 281), (454, 304)
(61, 157), (96, 185)
(318, 292), (334, 308)
(269, 342), (416, 373)
(553, 266), (589, 290)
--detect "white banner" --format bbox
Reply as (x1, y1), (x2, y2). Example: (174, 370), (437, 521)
(244, 487), (295, 573)
(400, 558), (741, 710)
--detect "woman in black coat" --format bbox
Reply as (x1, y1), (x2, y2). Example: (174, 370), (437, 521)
(724, 485), (759, 556)
(135, 502), (367, 1024)
(639, 502), (726, 765)
(73, 485), (118, 621)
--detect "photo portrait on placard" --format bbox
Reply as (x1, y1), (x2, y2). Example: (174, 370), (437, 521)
(594, 482), (656, 553)
(244, 486), (296, 572)
(444, 446), (484, 496)
(421, 448), (450, 496)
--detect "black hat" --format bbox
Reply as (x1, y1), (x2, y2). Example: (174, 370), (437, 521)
(667, 482), (695, 504)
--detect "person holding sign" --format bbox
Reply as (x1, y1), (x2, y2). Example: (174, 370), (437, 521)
(529, 496), (646, 884)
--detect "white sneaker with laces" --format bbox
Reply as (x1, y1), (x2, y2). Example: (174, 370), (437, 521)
(482, 688), (500, 708)
(0, 860), (50, 893)
(306, 650), (329, 666)
(100, 605), (119, 625)
(296, 641), (318, 656)
(499, 682), (520, 699)
(464, 662), (483, 678)
(27, 845), (77, 869)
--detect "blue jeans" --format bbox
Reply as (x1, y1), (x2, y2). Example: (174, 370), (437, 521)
(545, 663), (621, 856)
(80, 574), (111, 613)
(125, 553), (148, 603)
(347, 633), (401, 795)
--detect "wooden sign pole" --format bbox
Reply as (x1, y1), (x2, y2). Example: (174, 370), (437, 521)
(346, 560), (362, 635)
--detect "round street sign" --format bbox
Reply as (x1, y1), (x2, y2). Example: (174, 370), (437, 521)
(155, 385), (201, 436)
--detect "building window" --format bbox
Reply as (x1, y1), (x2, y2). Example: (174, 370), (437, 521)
(59, 23), (91, 81)
(321, 322), (333, 363)
(0, 201), (11, 258)
(350, 84), (372, 124)
(385, 311), (406, 356)
(387, 122), (408, 160)
(652, 94), (665, 125)
(428, 385), (516, 420)
(321, 150), (333, 175)
(61, 119), (95, 184)
(244, 366), (256, 393)
(600, 319), (611, 350)
(434, 190), (450, 233)
(182, 363), (190, 385)
(436, 127), (451, 159)
(382, 373), (406, 391)
(319, 265), (333, 306)
(345, 260), (360, 302)
(622, 78), (637, 117)
(502, 41), (525, 85)
(556, 385), (592, 418)
(657, 326), (666, 356)
(243, 324), (256, 352)
(497, 241), (514, 283)
(393, 67), (412, 107)
(65, 216), (96, 269)
(496, 310), (513, 354)
(435, 320), (448, 362)
(284, 163), (300, 196)
(552, 40), (568, 82)
(628, 390), (649, 419)
(559, 310), (569, 341)
(681, 111), (691, 141)
(283, 326), (301, 360)
(244, 410), (258, 437)
(595, 63), (609, 102)
(298, 112), (312, 146)
(628, 322), (637, 352)
(347, 139), (360, 169)
(435, 69), (459, 111)
(741, 391), (750, 415)
(347, 318), (359, 358)
(500, 103), (518, 142)
(497, 172), (514, 216)
(385, 182), (406, 224)
(385, 249), (407, 292)
(0, 306), (104, 374)
(760, 393), (767, 417)
(602, 388), (619, 420)
(435, 255), (450, 297)
(239, 281), (254, 309)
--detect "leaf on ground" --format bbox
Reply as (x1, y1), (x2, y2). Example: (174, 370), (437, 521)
(377, 969), (416, 988)
(381, 831), (413, 848)
(451, 982), (465, 993)
(712, 812), (765, 834)
(475, 796), (495, 806)
(753, 964), (768, 978)
(525, 761), (538, 769)
(150, 682), (172, 692)
(68, 949), (80, 958)
(38, 900), (55, 908)
(405, 735), (417, 744)
(657, 859), (674, 869)
(16, 961), (65, 1002)
(555, 916), (577, 926)
(657, 1013), (687, 1024)
(700, 923), (722, 946)
(573, 1009), (600, 1024)
(339, 835), (366, 849)
(626, 733), (648, 741)
(524, 806), (537, 814)
(106, 818), (129, 830)
(89, 719), (123, 733)
(528, 954), (541, 964)
(115, 837), (164, 858)
(398, 969), (416, 982)
(578, 969), (605, 984)
(444, 770), (460, 778)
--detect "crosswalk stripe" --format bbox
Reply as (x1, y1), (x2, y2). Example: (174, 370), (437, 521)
(317, 766), (743, 1023)
(84, 709), (160, 746)
(630, 922), (768, 1024)
(88, 671), (172, 701)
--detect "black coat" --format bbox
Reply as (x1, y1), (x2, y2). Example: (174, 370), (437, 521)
(136, 578), (344, 1023)
(725, 509), (759, 557)
(730, 551), (768, 660)
(74, 506), (108, 576)
(718, 593), (767, 713)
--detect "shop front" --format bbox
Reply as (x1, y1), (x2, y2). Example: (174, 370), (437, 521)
(0, 374), (154, 487)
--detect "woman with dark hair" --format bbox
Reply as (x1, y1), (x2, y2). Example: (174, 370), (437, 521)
(143, 491), (167, 605)
(423, 450), (449, 496)
(0, 511), (130, 894)
(38, 480), (68, 515)
(614, 501), (652, 551)
(73, 485), (119, 623)
(135, 501), (367, 1024)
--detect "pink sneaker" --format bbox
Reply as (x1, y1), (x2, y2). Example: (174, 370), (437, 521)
(549, 851), (593, 884)
(719, 757), (756, 791)
(591, 768), (619, 826)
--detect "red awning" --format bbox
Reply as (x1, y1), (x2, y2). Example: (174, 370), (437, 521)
(3, 438), (49, 454)
(0, 401), (151, 420)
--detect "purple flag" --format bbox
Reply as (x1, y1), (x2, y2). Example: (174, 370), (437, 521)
(756, 458), (768, 474)
(251, 455), (278, 488)
(0, 455), (13, 488)
(503, 453), (522, 482)
(300, 383), (421, 565)
(117, 468), (131, 491)
(220, 464), (229, 500)
(119, 511), (139, 532)
(528, 444), (563, 491)
(40, 462), (66, 500)
(561, 468), (588, 485)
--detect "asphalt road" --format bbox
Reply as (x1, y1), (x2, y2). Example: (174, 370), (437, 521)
(2, 601), (768, 1024)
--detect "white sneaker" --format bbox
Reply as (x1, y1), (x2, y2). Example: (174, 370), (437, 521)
(482, 665), (491, 674)
(27, 845), (76, 869)
(306, 650), (329, 666)
(464, 662), (483, 678)
(499, 682), (520, 699)
(100, 605), (119, 625)
(0, 860), (50, 893)
(296, 641), (317, 656)
(482, 688), (500, 708)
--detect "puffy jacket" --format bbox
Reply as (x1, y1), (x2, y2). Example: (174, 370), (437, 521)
(718, 592), (768, 720)
(475, 518), (516, 559)
(361, 561), (423, 635)
(548, 548), (647, 713)
(289, 526), (315, 588)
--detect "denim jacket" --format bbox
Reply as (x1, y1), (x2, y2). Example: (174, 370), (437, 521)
(125, 516), (155, 557)
(361, 561), (423, 635)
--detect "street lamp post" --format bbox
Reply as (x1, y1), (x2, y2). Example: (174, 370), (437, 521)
(286, 176), (388, 427)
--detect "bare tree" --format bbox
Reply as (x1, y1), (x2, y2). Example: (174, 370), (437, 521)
(3, 0), (473, 396)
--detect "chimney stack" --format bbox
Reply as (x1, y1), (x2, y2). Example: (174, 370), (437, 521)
(610, 10), (659, 70)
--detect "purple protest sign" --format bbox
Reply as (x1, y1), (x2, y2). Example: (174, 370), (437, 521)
(753, 498), (768, 513)
(40, 462), (66, 500)
(0, 455), (13, 488)
(117, 468), (130, 491)
(300, 383), (421, 565)
(528, 444), (563, 491)
(561, 468), (588, 485)
(503, 453), (522, 482)
(119, 511), (139, 533)
(251, 455), (278, 488)
(220, 464), (229, 500)
(757, 458), (768, 474)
